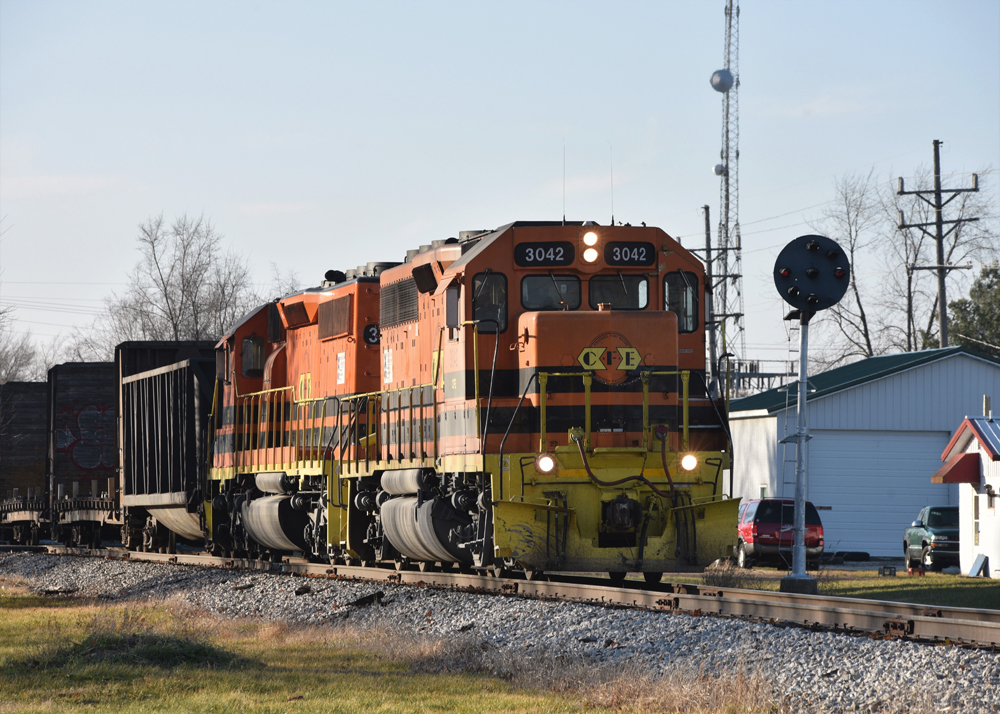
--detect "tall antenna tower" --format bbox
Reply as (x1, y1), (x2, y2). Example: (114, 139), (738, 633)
(710, 0), (746, 394)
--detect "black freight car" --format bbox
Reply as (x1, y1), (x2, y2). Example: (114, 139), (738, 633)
(0, 381), (48, 544)
(47, 362), (120, 547)
(115, 342), (215, 552)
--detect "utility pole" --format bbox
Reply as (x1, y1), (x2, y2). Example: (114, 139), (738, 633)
(897, 140), (979, 348)
(703, 205), (718, 398)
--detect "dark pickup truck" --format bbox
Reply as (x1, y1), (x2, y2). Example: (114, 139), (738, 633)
(903, 506), (960, 571)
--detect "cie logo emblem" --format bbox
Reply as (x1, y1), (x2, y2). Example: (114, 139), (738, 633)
(577, 332), (641, 385)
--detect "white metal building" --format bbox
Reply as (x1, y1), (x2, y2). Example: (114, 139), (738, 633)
(729, 347), (1000, 558)
(932, 415), (1000, 578)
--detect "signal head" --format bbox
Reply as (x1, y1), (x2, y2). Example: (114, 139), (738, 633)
(773, 234), (851, 312)
(583, 231), (598, 246)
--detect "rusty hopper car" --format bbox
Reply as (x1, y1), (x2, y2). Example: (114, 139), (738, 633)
(209, 222), (737, 581)
(115, 342), (215, 552)
(47, 362), (119, 547)
(0, 381), (48, 544)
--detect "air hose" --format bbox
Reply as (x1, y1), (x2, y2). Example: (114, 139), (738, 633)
(570, 431), (676, 504)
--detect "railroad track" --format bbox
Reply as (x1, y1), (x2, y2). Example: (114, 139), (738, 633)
(10, 545), (1000, 650)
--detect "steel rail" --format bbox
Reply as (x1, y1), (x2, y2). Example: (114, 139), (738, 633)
(21, 546), (1000, 649)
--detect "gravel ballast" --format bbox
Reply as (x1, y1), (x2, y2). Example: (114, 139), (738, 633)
(2, 551), (998, 713)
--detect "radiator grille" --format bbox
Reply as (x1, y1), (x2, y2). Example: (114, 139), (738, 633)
(283, 302), (310, 328)
(380, 278), (419, 328)
(319, 295), (352, 339)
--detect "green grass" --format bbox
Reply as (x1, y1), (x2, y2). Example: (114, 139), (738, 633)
(0, 589), (603, 714)
(659, 565), (1000, 610)
(816, 570), (1000, 609)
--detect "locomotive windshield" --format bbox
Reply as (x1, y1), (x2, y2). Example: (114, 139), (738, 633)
(588, 274), (648, 310)
(521, 274), (581, 310)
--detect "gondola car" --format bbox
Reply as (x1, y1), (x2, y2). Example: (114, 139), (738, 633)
(207, 221), (738, 580)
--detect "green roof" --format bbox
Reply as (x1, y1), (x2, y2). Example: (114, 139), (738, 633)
(730, 346), (1000, 414)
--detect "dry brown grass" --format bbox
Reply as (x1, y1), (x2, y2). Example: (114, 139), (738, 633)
(321, 621), (785, 713)
(701, 560), (769, 591)
(3, 585), (787, 713)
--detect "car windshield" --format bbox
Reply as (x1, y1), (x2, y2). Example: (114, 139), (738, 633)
(926, 507), (959, 528)
(754, 501), (822, 526)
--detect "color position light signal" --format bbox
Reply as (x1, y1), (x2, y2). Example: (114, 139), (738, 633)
(773, 234), (851, 313)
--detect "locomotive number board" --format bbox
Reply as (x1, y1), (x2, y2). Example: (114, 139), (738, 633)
(605, 242), (656, 266)
(514, 242), (575, 267)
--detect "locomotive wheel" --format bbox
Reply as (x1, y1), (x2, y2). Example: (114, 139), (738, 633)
(643, 572), (662, 585)
(608, 572), (627, 586)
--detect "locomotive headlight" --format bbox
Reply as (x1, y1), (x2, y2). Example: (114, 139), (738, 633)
(535, 453), (557, 474)
(680, 454), (698, 471)
(583, 231), (598, 246)
(583, 247), (599, 263)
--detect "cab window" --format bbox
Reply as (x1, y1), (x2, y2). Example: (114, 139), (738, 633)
(472, 272), (507, 333)
(588, 275), (648, 310)
(521, 275), (581, 311)
(664, 271), (699, 333)
(241, 336), (264, 378)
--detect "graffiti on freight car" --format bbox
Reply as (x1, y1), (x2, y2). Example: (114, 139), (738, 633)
(55, 404), (115, 470)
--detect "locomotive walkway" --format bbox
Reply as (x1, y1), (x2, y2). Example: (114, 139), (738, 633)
(34, 545), (1000, 650)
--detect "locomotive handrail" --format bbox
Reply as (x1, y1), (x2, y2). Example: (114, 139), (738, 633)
(641, 370), (690, 452)
(536, 369), (690, 455)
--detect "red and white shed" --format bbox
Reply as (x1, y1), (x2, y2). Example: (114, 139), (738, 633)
(934, 414), (1000, 578)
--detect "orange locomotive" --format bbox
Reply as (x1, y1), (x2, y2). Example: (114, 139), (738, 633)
(209, 222), (737, 580)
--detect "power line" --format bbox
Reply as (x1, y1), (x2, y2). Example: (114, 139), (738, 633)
(897, 139), (980, 348)
(1, 281), (126, 285)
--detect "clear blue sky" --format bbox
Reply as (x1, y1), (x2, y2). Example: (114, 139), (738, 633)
(2, 0), (998, 365)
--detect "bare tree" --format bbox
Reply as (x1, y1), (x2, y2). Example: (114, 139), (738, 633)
(73, 214), (261, 359)
(810, 166), (997, 369)
(268, 262), (301, 301)
(887, 168), (998, 349)
(0, 306), (37, 384)
(811, 170), (885, 366)
(879, 169), (937, 352)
